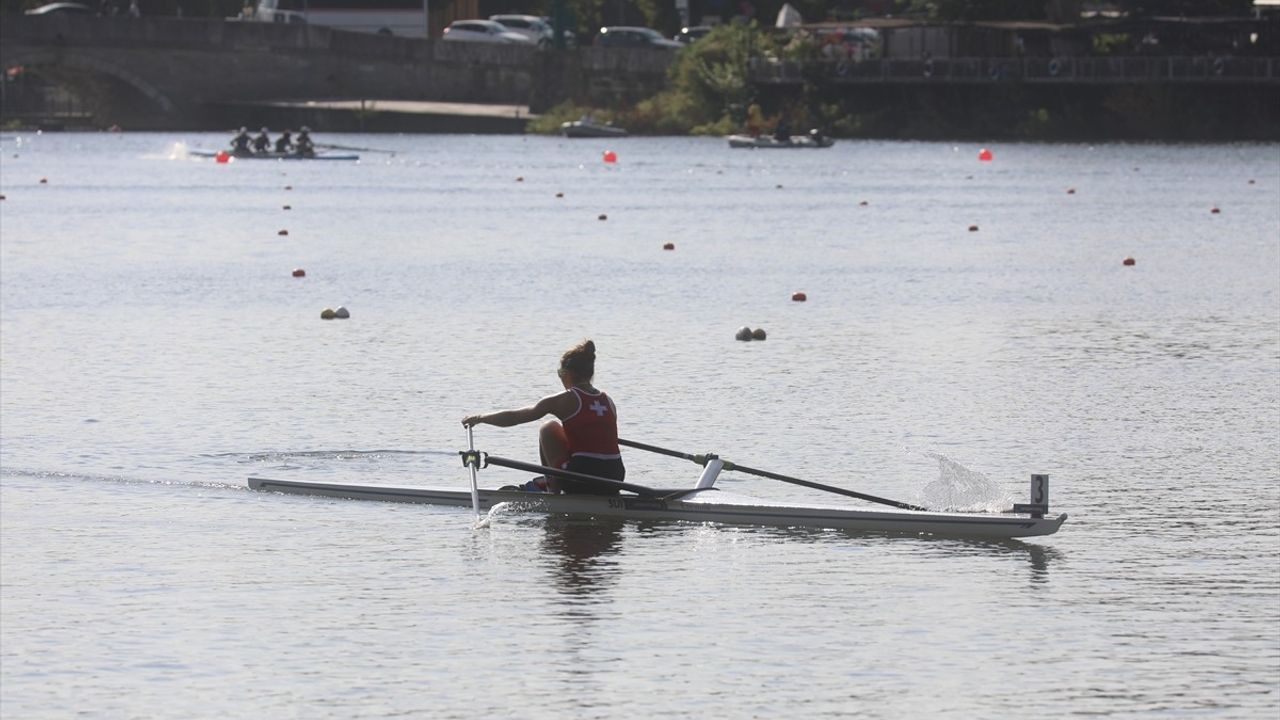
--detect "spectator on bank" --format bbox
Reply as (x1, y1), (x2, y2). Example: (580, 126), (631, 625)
(128, 0), (140, 18)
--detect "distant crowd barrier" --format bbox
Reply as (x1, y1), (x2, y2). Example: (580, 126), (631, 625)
(751, 55), (1280, 85)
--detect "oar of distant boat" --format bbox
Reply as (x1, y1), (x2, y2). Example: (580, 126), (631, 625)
(315, 142), (398, 155)
(617, 438), (928, 511)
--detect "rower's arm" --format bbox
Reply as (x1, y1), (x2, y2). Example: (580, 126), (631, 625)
(464, 392), (570, 428)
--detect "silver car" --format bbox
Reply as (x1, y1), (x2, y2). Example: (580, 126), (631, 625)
(489, 14), (554, 47)
(443, 20), (537, 44)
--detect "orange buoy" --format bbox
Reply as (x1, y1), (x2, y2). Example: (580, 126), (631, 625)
(978, 148), (993, 161)
(292, 268), (306, 277)
(215, 151), (230, 163)
(751, 328), (767, 340)
(1211, 207), (1221, 214)
(278, 229), (289, 236)
(792, 291), (807, 302)
(1122, 256), (1136, 266)
(321, 308), (336, 320)
(602, 150), (617, 163)
(663, 242), (674, 250)
(598, 214), (608, 221)
(968, 225), (979, 232)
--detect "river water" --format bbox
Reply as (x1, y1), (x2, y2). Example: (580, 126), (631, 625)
(2, 133), (1277, 718)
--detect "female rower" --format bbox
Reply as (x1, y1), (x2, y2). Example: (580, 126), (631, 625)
(461, 339), (624, 494)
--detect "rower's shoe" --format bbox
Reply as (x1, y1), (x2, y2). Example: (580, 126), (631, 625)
(520, 476), (550, 493)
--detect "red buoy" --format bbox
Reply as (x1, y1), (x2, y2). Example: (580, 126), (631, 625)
(792, 291), (807, 302)
(663, 242), (675, 250)
(1122, 256), (1136, 266)
(602, 150), (617, 163)
(292, 268), (306, 277)
(978, 148), (993, 161)
(1211, 207), (1221, 214)
(215, 151), (230, 164)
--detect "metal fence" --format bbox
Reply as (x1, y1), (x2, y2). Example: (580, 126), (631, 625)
(751, 56), (1280, 85)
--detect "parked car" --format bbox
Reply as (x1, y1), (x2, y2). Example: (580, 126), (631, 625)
(489, 14), (555, 47)
(442, 20), (537, 45)
(596, 26), (683, 49)
(673, 25), (714, 44)
(24, 2), (93, 14)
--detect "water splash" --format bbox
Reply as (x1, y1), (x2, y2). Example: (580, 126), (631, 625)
(917, 452), (1015, 513)
(165, 142), (189, 160)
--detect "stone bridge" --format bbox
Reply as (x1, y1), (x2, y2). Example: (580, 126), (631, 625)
(0, 14), (676, 128)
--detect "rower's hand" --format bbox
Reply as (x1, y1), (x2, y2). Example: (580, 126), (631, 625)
(462, 415), (483, 428)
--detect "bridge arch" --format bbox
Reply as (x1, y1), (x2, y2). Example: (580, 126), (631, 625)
(4, 47), (178, 117)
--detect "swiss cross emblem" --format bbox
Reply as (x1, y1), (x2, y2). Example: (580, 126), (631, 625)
(589, 400), (608, 417)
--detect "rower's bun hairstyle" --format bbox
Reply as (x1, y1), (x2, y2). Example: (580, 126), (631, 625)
(560, 339), (596, 382)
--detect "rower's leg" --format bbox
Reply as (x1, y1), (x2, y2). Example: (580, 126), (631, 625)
(539, 421), (570, 492)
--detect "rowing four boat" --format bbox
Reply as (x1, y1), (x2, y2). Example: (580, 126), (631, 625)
(189, 150), (360, 161)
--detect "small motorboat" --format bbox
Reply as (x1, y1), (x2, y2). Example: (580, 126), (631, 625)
(727, 131), (835, 149)
(561, 116), (629, 138)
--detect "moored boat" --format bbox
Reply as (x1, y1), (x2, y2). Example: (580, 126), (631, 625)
(727, 132), (834, 149)
(561, 118), (629, 138)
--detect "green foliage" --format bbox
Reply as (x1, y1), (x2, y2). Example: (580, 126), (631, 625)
(622, 22), (779, 134)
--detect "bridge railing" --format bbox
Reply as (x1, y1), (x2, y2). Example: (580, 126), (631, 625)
(750, 55), (1280, 84)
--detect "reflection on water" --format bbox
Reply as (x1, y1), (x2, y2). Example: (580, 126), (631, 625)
(540, 515), (626, 602)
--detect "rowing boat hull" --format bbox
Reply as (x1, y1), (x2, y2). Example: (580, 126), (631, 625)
(247, 477), (1066, 538)
(189, 150), (359, 161)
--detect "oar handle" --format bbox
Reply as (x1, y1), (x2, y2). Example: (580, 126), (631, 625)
(483, 454), (661, 497)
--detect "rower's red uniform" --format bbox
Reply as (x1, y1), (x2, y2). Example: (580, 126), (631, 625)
(561, 386), (621, 462)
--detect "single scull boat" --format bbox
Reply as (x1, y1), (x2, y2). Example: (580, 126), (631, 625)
(246, 440), (1066, 539)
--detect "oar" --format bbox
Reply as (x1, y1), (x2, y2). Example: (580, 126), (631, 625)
(463, 426), (481, 519)
(315, 142), (397, 154)
(618, 438), (929, 512)
(482, 454), (661, 497)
